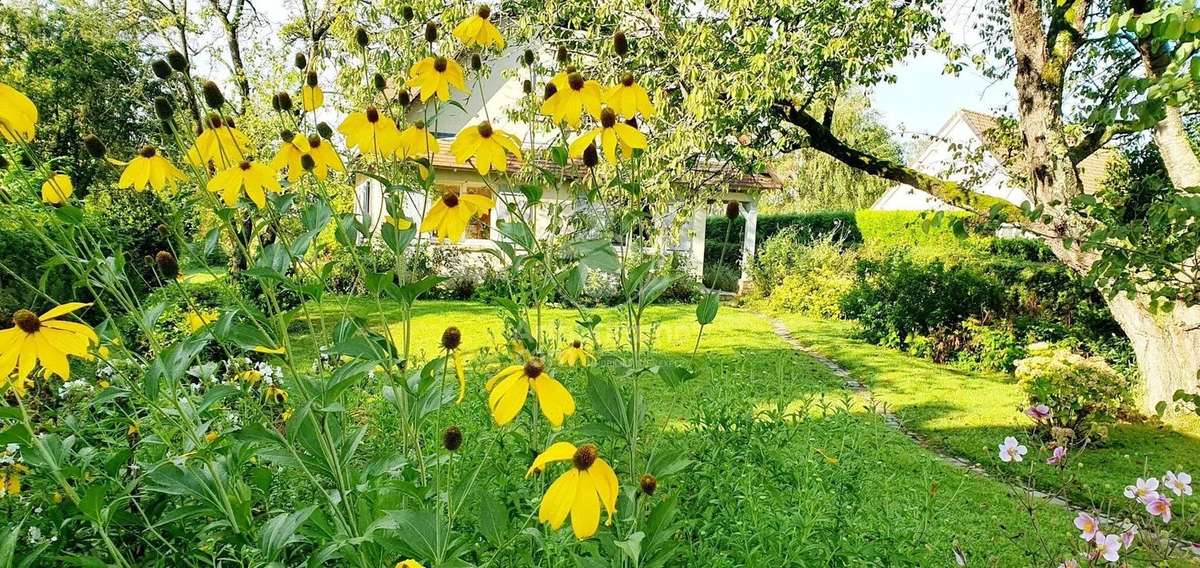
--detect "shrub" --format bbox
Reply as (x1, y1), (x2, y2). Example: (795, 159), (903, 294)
(705, 211), (860, 268)
(702, 262), (740, 292)
(768, 267), (855, 317)
(1016, 345), (1138, 444)
(955, 319), (1025, 372)
(750, 228), (856, 297)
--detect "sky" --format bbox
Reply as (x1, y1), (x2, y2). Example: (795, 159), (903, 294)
(869, 0), (1015, 143)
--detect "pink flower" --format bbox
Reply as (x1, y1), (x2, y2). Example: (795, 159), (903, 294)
(1146, 494), (1173, 523)
(1092, 532), (1121, 562)
(1124, 477), (1160, 503)
(1120, 525), (1137, 548)
(1164, 471), (1192, 496)
(1074, 512), (1100, 541)
(1025, 404), (1052, 421)
(999, 436), (1027, 463)
(1047, 445), (1067, 466)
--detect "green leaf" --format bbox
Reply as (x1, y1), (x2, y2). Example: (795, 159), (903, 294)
(696, 292), (719, 325)
(477, 494), (510, 546)
(259, 506), (316, 562)
(53, 205), (84, 225)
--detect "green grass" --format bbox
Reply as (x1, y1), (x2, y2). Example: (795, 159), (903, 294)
(280, 298), (1094, 565)
(772, 313), (1200, 542)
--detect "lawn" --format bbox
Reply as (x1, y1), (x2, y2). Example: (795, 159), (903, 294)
(772, 313), (1200, 542)
(281, 298), (1087, 565)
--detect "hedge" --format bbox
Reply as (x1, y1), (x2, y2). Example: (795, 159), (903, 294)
(705, 211), (861, 267)
(854, 210), (987, 253)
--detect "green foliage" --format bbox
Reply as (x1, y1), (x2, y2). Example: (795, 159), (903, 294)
(706, 211), (860, 269)
(1016, 345), (1139, 444)
(754, 232), (857, 317)
(854, 210), (987, 257)
(86, 189), (175, 293)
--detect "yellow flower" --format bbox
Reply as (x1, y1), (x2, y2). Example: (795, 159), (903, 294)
(252, 345), (286, 355)
(405, 56), (467, 103)
(0, 303), (98, 389)
(568, 108), (646, 162)
(396, 122), (440, 159)
(265, 385), (288, 404)
(238, 370), (263, 384)
(1, 464), (30, 497)
(604, 74), (655, 119)
(0, 83), (37, 142)
(204, 431), (219, 444)
(540, 70), (603, 128)
(119, 146), (187, 192)
(450, 121), (522, 175)
(207, 160), (281, 208)
(387, 215), (414, 230)
(452, 6), (505, 49)
(270, 137), (305, 182)
(527, 442), (618, 539)
(395, 561), (425, 568)
(188, 120), (251, 170)
(186, 310), (219, 333)
(486, 359), (575, 427)
(302, 85), (324, 112)
(339, 107), (401, 159)
(556, 340), (593, 367)
(419, 190), (494, 243)
(294, 134), (345, 181)
(452, 350), (466, 404)
(41, 173), (72, 205)
(127, 423), (140, 436)
(281, 409), (293, 421)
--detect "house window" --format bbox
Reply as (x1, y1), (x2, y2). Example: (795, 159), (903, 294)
(432, 182), (493, 241)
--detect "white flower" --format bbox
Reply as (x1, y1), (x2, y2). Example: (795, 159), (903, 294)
(1164, 471), (1192, 496)
(1124, 477), (1160, 503)
(999, 436), (1027, 463)
(1093, 532), (1121, 562)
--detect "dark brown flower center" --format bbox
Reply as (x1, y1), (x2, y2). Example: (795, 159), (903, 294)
(308, 134), (322, 148)
(306, 71), (318, 87)
(442, 193), (460, 207)
(239, 161), (252, 171)
(13, 309), (40, 333)
(414, 121), (426, 130)
(207, 113), (223, 129)
(523, 358), (544, 379)
(477, 121), (494, 138)
(366, 107), (379, 123)
(600, 108), (617, 128)
(543, 82), (558, 100)
(571, 340), (582, 348)
(477, 5), (491, 19)
(621, 73), (635, 87)
(433, 57), (449, 73)
(567, 72), (585, 91)
(140, 146), (157, 158)
(572, 444), (597, 470)
(441, 326), (462, 350)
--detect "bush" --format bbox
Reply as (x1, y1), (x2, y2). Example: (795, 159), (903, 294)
(702, 262), (740, 292)
(87, 189), (175, 293)
(768, 268), (855, 317)
(1016, 345), (1139, 444)
(855, 210), (988, 260)
(705, 211), (860, 268)
(750, 228), (857, 298)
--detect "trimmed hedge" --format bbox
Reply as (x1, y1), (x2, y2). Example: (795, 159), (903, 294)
(854, 210), (987, 252)
(705, 211), (861, 267)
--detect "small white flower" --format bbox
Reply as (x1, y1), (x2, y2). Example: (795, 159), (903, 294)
(1164, 471), (1192, 496)
(999, 436), (1027, 463)
(1124, 477), (1160, 503)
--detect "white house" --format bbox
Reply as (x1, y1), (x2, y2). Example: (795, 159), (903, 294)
(872, 109), (1114, 212)
(353, 47), (780, 285)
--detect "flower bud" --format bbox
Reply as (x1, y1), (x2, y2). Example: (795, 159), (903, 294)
(582, 143), (599, 168)
(276, 92), (293, 112)
(355, 26), (370, 48)
(725, 201), (740, 220)
(155, 251), (180, 279)
(401, 5), (414, 21)
(424, 22), (438, 43)
(523, 49), (535, 66)
(156, 224), (171, 236)
(202, 81), (225, 108)
(151, 59), (172, 79)
(373, 73), (387, 91)
(442, 426), (463, 451)
(613, 31), (629, 57)
(441, 326), (462, 350)
(306, 71), (319, 87)
(317, 122), (333, 139)
(167, 50), (189, 72)
(294, 52), (308, 70)
(522, 79), (532, 94)
(470, 54), (482, 71)
(153, 96), (174, 121)
(555, 45), (569, 64)
(82, 134), (107, 159)
(639, 474), (657, 496)
(398, 91), (412, 106)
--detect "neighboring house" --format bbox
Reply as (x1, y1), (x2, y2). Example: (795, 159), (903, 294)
(872, 109), (1115, 214)
(353, 47), (780, 287)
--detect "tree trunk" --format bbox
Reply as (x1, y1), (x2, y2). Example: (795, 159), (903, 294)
(1106, 295), (1200, 413)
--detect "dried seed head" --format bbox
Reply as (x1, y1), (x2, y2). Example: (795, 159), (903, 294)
(271, 93), (282, 111)
(522, 358), (544, 379)
(373, 73), (387, 92)
(555, 45), (569, 64)
(153, 97), (174, 121)
(308, 134), (322, 148)
(155, 251), (180, 279)
(201, 81), (225, 108)
(355, 26), (370, 48)
(470, 54), (482, 71)
(725, 201), (740, 220)
(442, 426), (463, 451)
(581, 143), (599, 168)
(306, 71), (319, 87)
(151, 59), (172, 79)
(600, 108), (617, 128)
(442, 193), (460, 207)
(477, 5), (491, 19)
(572, 444), (597, 470)
(294, 52), (308, 70)
(522, 79), (532, 94)
(613, 31), (629, 57)
(567, 72), (584, 91)
(543, 82), (558, 101)
(139, 146), (157, 158)
(425, 22), (438, 43)
(401, 5), (414, 21)
(441, 326), (462, 350)
(12, 309), (40, 333)
(476, 121), (494, 138)
(276, 92), (293, 112)
(317, 122), (333, 139)
(639, 473), (657, 496)
(167, 50), (189, 72)
(82, 134), (107, 159)
(523, 49), (535, 66)
(300, 154), (316, 171)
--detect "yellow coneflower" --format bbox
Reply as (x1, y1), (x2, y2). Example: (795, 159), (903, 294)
(0, 463), (29, 497)
(396, 122), (440, 159)
(486, 358), (575, 427)
(297, 134), (344, 181)
(339, 107), (401, 158)
(270, 136), (306, 183)
(452, 5), (505, 49)
(302, 71), (324, 111)
(568, 108), (646, 162)
(0, 302), (98, 391)
(450, 121), (522, 175)
(119, 146), (187, 193)
(40, 173), (73, 205)
(395, 561), (424, 568)
(540, 70), (603, 128)
(188, 118), (251, 170)
(527, 442), (618, 539)
(207, 160), (281, 208)
(405, 56), (467, 102)
(556, 340), (593, 367)
(186, 310), (218, 333)
(238, 370), (263, 384)
(265, 385), (288, 404)
(419, 190), (494, 243)
(0, 83), (37, 142)
(604, 74), (655, 119)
